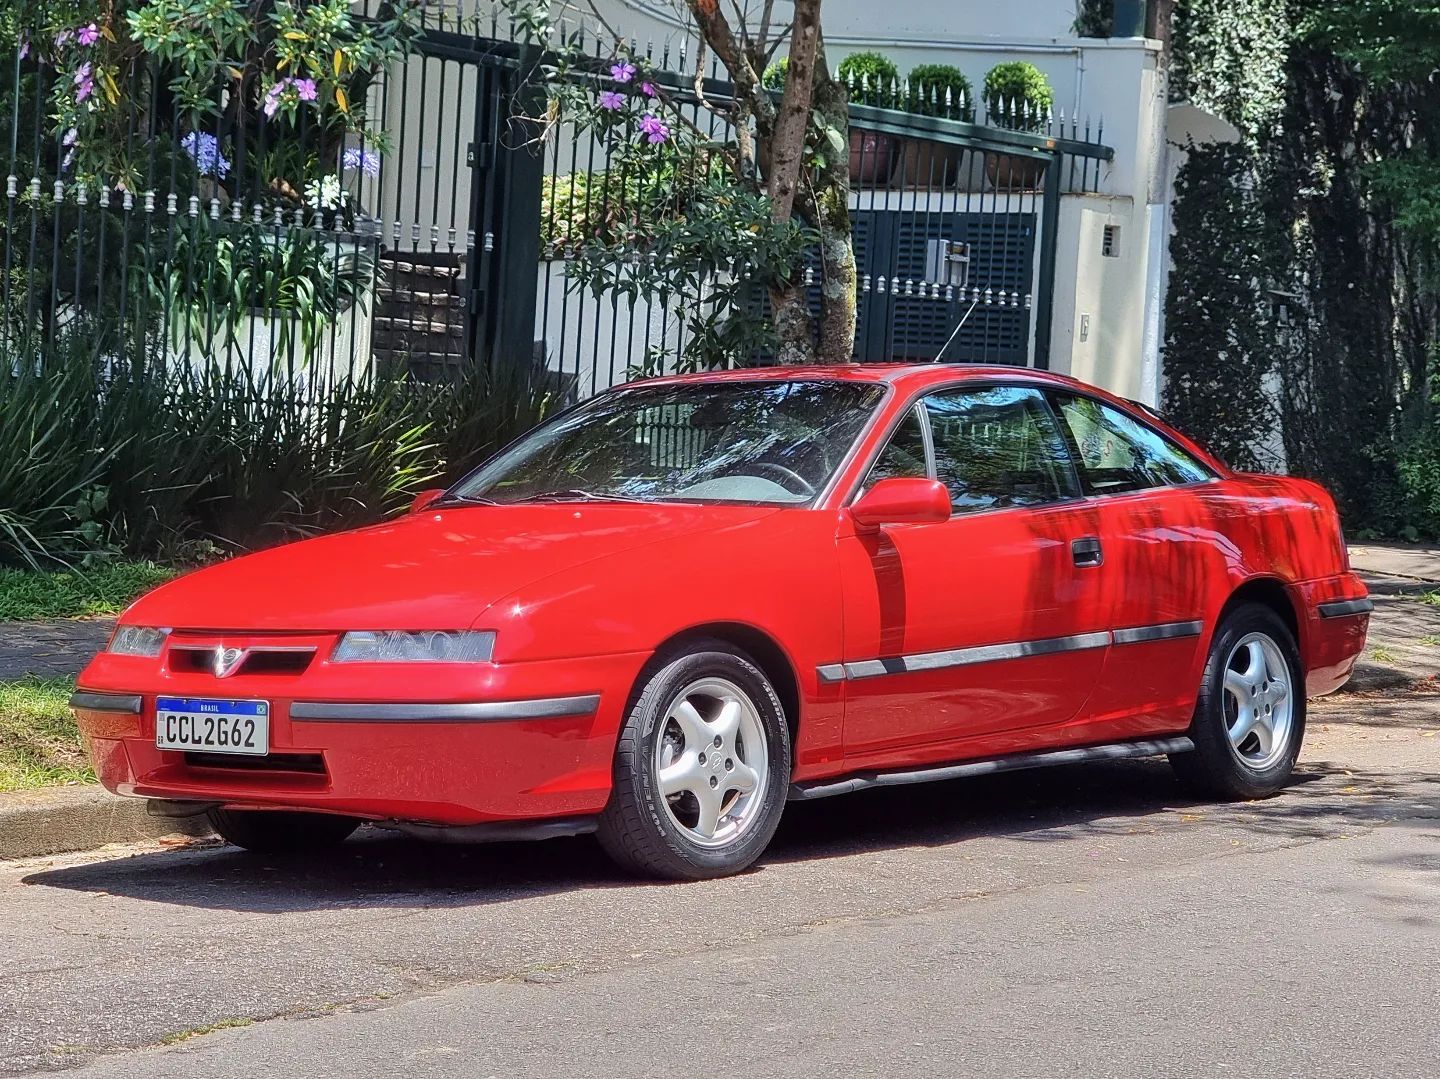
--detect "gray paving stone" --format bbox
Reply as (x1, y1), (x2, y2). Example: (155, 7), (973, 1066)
(0, 619), (113, 681)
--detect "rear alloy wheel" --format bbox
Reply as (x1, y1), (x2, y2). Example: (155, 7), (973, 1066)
(207, 808), (361, 853)
(598, 642), (791, 880)
(1170, 603), (1306, 800)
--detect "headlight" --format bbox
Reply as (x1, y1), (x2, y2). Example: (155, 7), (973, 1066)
(331, 630), (496, 664)
(107, 626), (170, 658)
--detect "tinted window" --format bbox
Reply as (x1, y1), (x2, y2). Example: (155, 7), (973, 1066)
(923, 386), (1079, 514)
(861, 405), (931, 493)
(1053, 394), (1213, 495)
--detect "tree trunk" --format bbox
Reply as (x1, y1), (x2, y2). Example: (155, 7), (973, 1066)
(807, 53), (857, 364)
(770, 284), (816, 364)
(766, 0), (821, 224)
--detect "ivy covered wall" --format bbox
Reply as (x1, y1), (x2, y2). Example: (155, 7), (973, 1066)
(1161, 0), (1440, 538)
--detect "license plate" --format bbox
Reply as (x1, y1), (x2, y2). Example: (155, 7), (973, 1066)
(155, 697), (270, 756)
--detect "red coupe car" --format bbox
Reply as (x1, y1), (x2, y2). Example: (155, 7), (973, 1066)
(71, 365), (1372, 879)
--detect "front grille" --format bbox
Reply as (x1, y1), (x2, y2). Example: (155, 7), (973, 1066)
(169, 647), (315, 677)
(184, 751), (327, 775)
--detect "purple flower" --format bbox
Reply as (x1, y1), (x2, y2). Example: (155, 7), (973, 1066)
(62, 127), (78, 147)
(62, 148), (75, 171)
(342, 146), (381, 176)
(640, 81), (656, 98)
(75, 78), (94, 103)
(609, 60), (636, 83)
(180, 131), (231, 178)
(294, 78), (317, 102)
(77, 23), (100, 47)
(54, 29), (72, 47)
(73, 62), (91, 84)
(18, 34), (30, 60)
(262, 80), (284, 117)
(638, 113), (669, 144)
(598, 90), (625, 110)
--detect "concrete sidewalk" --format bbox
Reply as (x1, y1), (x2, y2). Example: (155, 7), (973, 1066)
(1348, 542), (1440, 586)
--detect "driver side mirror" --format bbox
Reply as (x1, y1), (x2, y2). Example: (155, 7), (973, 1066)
(850, 478), (951, 529)
(409, 488), (446, 514)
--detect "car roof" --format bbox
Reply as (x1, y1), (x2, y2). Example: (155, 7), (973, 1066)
(627, 363), (1228, 475)
(631, 363), (1091, 394)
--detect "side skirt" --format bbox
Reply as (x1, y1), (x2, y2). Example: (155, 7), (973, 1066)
(374, 816), (600, 844)
(787, 736), (1196, 802)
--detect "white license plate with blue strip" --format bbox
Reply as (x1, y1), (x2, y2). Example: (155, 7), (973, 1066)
(155, 697), (270, 756)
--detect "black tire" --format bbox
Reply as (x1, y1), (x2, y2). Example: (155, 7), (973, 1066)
(1170, 602), (1306, 800)
(597, 640), (792, 881)
(207, 807), (361, 853)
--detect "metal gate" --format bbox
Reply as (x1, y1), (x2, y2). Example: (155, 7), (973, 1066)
(373, 21), (1112, 395)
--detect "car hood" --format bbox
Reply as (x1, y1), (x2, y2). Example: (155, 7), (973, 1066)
(125, 502), (786, 632)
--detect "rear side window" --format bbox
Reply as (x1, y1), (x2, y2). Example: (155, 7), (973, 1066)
(922, 386), (1079, 514)
(1052, 394), (1213, 495)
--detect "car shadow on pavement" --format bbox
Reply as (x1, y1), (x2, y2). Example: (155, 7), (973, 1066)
(21, 757), (1437, 912)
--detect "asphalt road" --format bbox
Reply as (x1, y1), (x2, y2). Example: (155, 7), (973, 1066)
(2, 697), (1437, 1078)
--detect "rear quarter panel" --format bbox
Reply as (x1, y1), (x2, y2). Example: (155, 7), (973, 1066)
(1186, 472), (1365, 694)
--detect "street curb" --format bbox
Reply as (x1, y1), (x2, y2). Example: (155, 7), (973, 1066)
(0, 786), (212, 862)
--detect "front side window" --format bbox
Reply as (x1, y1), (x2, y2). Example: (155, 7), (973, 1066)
(1052, 394), (1213, 495)
(452, 380), (886, 506)
(860, 404), (931, 494)
(923, 386), (1079, 514)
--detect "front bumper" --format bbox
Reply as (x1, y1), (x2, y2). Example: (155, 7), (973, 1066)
(71, 649), (650, 826)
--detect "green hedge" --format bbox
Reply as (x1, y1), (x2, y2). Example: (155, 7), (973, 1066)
(0, 335), (550, 569)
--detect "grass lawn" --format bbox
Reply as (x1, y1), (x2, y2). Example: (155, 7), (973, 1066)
(0, 677), (92, 792)
(0, 562), (175, 621)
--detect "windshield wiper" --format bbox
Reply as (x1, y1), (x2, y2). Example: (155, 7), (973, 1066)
(521, 489), (650, 503)
(431, 493), (499, 507)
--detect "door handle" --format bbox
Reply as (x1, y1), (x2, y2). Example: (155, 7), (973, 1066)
(1071, 537), (1103, 568)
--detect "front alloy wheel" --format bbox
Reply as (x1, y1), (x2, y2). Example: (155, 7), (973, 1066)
(598, 641), (791, 880)
(653, 677), (770, 847)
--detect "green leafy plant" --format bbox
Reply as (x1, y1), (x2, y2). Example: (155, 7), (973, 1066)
(762, 56), (788, 91)
(0, 677), (93, 792)
(983, 61), (1054, 132)
(837, 51), (900, 109)
(0, 561), (174, 620)
(147, 219), (378, 363)
(906, 63), (973, 121)
(0, 333), (551, 568)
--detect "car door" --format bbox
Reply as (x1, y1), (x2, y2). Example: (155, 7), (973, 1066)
(1045, 391), (1218, 736)
(835, 384), (1113, 766)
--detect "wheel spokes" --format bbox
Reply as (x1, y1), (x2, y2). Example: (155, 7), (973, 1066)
(658, 753), (704, 798)
(711, 698), (742, 744)
(692, 782), (723, 839)
(1250, 712), (1276, 758)
(1224, 668), (1252, 702)
(669, 699), (710, 747)
(1228, 704), (1260, 748)
(727, 759), (760, 796)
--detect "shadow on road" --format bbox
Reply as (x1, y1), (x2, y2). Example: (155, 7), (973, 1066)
(21, 756), (1438, 913)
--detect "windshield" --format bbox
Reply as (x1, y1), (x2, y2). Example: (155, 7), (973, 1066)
(451, 380), (885, 506)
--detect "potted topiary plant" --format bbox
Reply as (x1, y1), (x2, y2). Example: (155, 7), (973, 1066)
(982, 61), (1055, 189)
(900, 63), (973, 187)
(837, 50), (901, 186)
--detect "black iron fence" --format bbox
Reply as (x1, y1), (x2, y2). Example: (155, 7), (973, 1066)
(1, 5), (1113, 407)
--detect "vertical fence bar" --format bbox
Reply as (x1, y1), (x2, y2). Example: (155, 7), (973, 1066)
(1032, 151), (1062, 370)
